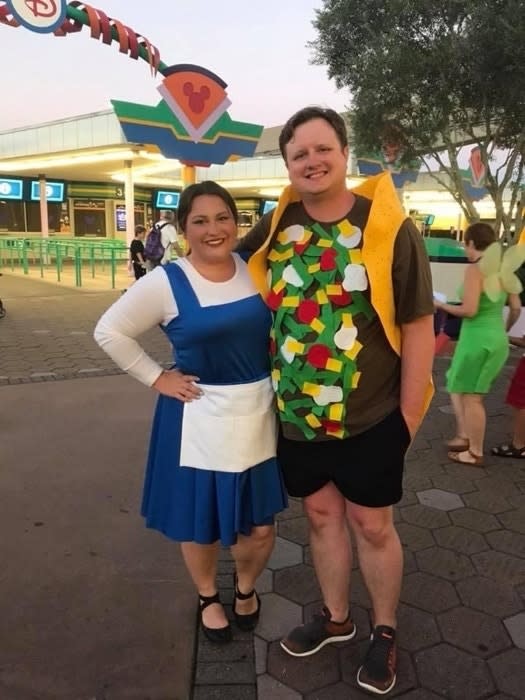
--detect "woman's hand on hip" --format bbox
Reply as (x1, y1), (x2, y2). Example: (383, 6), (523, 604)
(153, 369), (203, 401)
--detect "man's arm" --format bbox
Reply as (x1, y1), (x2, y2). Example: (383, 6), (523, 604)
(236, 212), (272, 254)
(400, 315), (435, 437)
(392, 219), (435, 437)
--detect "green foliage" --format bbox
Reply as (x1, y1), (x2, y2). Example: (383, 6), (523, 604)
(312, 0), (524, 155)
(311, 0), (525, 237)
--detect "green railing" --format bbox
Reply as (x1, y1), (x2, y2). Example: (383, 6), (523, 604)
(0, 237), (130, 289)
(0, 234), (470, 288)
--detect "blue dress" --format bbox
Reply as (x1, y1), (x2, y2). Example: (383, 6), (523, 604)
(141, 261), (288, 546)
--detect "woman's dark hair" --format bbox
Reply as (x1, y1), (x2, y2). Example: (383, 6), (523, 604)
(464, 222), (496, 251)
(279, 106), (348, 161)
(177, 181), (238, 233)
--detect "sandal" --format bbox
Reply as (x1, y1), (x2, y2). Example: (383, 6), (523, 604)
(233, 573), (261, 632)
(448, 449), (484, 467)
(491, 443), (525, 459)
(446, 436), (470, 451)
(199, 592), (232, 644)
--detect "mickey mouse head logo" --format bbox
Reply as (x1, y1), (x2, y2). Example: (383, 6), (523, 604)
(183, 82), (211, 114)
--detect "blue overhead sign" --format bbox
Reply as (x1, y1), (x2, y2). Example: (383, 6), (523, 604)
(155, 190), (180, 209)
(30, 181), (65, 202)
(0, 178), (23, 200)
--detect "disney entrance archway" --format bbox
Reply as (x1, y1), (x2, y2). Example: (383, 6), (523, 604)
(0, 1), (263, 243)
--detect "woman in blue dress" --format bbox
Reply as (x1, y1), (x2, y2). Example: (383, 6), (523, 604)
(95, 181), (287, 643)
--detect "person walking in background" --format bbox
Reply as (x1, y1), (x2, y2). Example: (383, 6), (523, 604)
(158, 209), (184, 264)
(129, 224), (147, 281)
(144, 209), (184, 270)
(238, 106), (435, 696)
(434, 223), (522, 466)
(94, 181), (287, 645)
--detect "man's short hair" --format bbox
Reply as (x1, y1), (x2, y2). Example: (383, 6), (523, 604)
(160, 210), (175, 221)
(279, 106), (348, 161)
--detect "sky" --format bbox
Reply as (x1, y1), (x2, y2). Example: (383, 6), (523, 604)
(0, 0), (349, 131)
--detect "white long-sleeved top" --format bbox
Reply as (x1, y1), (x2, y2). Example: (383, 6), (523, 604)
(94, 255), (257, 386)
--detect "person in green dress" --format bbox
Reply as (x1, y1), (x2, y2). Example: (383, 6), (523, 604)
(434, 223), (522, 465)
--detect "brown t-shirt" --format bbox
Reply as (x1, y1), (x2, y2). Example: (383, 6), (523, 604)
(239, 195), (433, 440)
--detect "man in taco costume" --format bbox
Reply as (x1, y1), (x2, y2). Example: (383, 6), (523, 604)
(238, 106), (435, 695)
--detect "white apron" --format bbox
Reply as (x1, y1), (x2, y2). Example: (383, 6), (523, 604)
(179, 376), (277, 472)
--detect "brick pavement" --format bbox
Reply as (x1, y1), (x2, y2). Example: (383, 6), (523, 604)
(195, 362), (525, 699)
(0, 272), (172, 385)
(1, 271), (525, 699)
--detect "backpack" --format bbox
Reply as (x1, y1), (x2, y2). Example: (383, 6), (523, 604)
(144, 222), (168, 261)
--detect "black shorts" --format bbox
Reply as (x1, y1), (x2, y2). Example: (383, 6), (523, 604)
(278, 407), (411, 508)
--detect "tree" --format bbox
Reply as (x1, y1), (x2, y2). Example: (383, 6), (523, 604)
(311, 0), (525, 241)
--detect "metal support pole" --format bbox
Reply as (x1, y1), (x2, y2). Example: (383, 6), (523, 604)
(38, 174), (49, 239)
(124, 160), (135, 248)
(182, 164), (196, 188)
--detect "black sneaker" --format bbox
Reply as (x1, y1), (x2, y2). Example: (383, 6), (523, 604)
(280, 606), (356, 657)
(357, 625), (397, 695)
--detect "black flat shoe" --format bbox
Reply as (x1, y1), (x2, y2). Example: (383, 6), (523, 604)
(199, 592), (232, 644)
(233, 573), (261, 632)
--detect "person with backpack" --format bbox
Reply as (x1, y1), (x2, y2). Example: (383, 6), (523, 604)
(144, 210), (183, 270)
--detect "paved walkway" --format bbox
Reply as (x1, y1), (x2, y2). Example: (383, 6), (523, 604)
(1, 271), (525, 699)
(1, 375), (196, 700)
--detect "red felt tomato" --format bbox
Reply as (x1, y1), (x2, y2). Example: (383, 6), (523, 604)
(320, 248), (337, 271)
(267, 289), (284, 310)
(297, 299), (320, 324)
(320, 418), (342, 433)
(327, 289), (352, 306)
(307, 344), (331, 368)
(294, 240), (310, 254)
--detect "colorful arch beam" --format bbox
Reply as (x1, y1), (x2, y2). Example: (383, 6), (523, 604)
(0, 4), (263, 168)
(0, 1), (163, 73)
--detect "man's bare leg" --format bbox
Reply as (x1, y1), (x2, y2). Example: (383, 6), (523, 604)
(347, 502), (402, 629)
(304, 481), (352, 621)
(280, 481), (356, 657)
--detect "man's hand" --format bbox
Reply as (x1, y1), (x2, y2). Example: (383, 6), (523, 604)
(153, 369), (203, 401)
